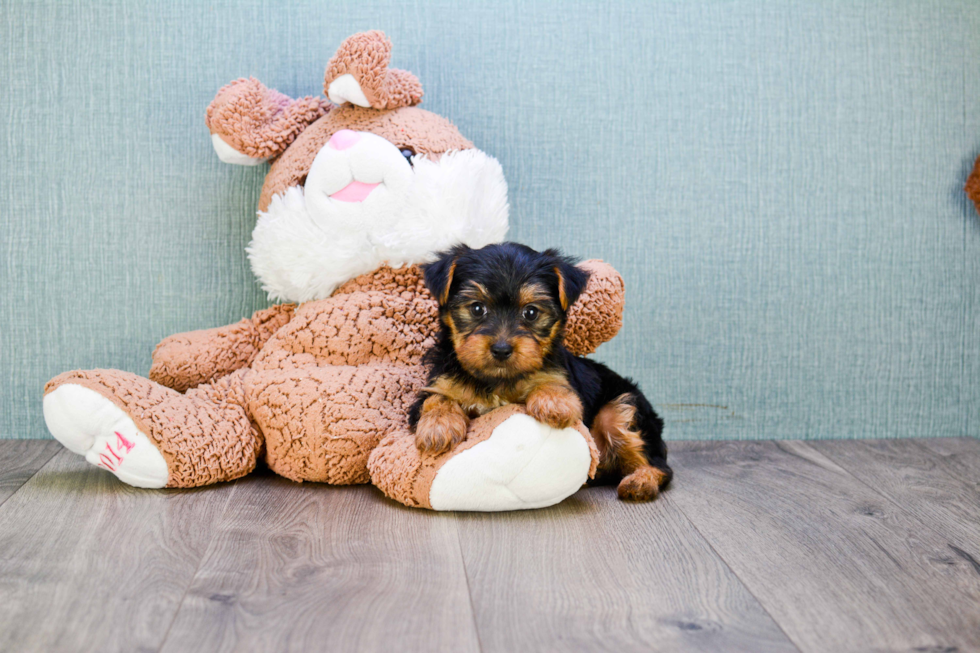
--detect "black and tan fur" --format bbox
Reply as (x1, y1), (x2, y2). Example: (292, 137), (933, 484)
(408, 242), (672, 501)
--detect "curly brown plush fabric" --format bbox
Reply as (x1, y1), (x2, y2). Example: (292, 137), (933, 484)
(147, 261), (619, 394)
(45, 368), (261, 488)
(254, 290), (436, 369)
(967, 154), (980, 216)
(45, 31), (627, 509)
(249, 363), (428, 485)
(206, 78), (332, 160)
(333, 264), (429, 297)
(257, 106), (473, 212)
(368, 404), (600, 509)
(323, 30), (423, 110)
(565, 259), (626, 356)
(45, 262), (623, 489)
(200, 30), (474, 213)
(150, 304), (295, 392)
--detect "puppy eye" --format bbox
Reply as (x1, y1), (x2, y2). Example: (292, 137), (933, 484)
(470, 303), (487, 318)
(400, 148), (415, 166)
(522, 306), (539, 322)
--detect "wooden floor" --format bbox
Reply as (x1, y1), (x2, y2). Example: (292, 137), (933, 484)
(1, 438), (978, 652)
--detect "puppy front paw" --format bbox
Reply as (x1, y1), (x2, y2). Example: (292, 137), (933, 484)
(617, 466), (667, 502)
(415, 403), (468, 455)
(526, 384), (583, 430)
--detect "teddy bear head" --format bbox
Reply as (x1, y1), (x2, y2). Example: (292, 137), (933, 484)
(206, 31), (509, 303)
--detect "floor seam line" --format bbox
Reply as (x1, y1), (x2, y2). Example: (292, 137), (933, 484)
(800, 440), (978, 552)
(153, 482), (241, 653)
(663, 487), (805, 653)
(453, 514), (485, 653)
(0, 442), (62, 511)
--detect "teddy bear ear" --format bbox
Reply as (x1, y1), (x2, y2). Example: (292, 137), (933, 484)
(562, 260), (626, 357)
(206, 77), (331, 165)
(324, 31), (423, 110)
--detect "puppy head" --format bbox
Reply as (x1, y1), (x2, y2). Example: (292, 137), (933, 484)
(422, 242), (589, 381)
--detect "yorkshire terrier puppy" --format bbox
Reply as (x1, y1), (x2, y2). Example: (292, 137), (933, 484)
(408, 242), (672, 501)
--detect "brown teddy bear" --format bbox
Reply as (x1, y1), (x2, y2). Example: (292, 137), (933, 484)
(42, 31), (626, 511)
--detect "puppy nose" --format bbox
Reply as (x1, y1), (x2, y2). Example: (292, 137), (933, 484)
(328, 129), (361, 150)
(490, 342), (513, 361)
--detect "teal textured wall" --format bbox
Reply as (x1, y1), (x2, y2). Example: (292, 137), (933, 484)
(2, 1), (978, 440)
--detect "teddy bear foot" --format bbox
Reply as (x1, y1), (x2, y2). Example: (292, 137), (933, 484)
(428, 413), (593, 511)
(369, 405), (599, 512)
(42, 384), (169, 488)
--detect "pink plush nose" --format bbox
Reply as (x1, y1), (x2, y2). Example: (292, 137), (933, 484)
(328, 129), (361, 150)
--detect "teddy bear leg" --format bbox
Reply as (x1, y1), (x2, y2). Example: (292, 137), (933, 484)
(250, 363), (428, 485)
(368, 405), (600, 511)
(43, 369), (261, 488)
(43, 379), (168, 488)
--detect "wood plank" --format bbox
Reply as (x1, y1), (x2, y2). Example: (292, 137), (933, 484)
(667, 440), (980, 653)
(159, 474), (480, 653)
(0, 449), (234, 652)
(456, 485), (799, 653)
(810, 438), (980, 553)
(0, 440), (61, 507)
(913, 436), (980, 487)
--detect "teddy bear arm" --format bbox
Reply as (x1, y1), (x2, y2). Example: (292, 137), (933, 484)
(149, 304), (295, 392)
(563, 259), (626, 356)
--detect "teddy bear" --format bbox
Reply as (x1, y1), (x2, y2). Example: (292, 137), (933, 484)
(42, 31), (626, 511)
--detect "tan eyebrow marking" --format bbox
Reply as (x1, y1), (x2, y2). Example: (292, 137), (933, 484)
(457, 280), (490, 302)
(519, 283), (551, 306)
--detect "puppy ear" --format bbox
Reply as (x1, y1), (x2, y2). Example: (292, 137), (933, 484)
(546, 249), (590, 311)
(422, 245), (469, 305)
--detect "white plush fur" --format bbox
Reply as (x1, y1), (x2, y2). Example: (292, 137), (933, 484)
(327, 74), (372, 107)
(211, 133), (268, 166)
(248, 133), (509, 303)
(43, 384), (169, 488)
(428, 414), (593, 511)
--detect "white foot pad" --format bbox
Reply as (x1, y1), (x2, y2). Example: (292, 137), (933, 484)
(428, 414), (592, 511)
(43, 384), (169, 488)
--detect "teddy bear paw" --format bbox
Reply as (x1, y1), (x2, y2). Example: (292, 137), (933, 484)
(43, 384), (169, 488)
(427, 413), (592, 511)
